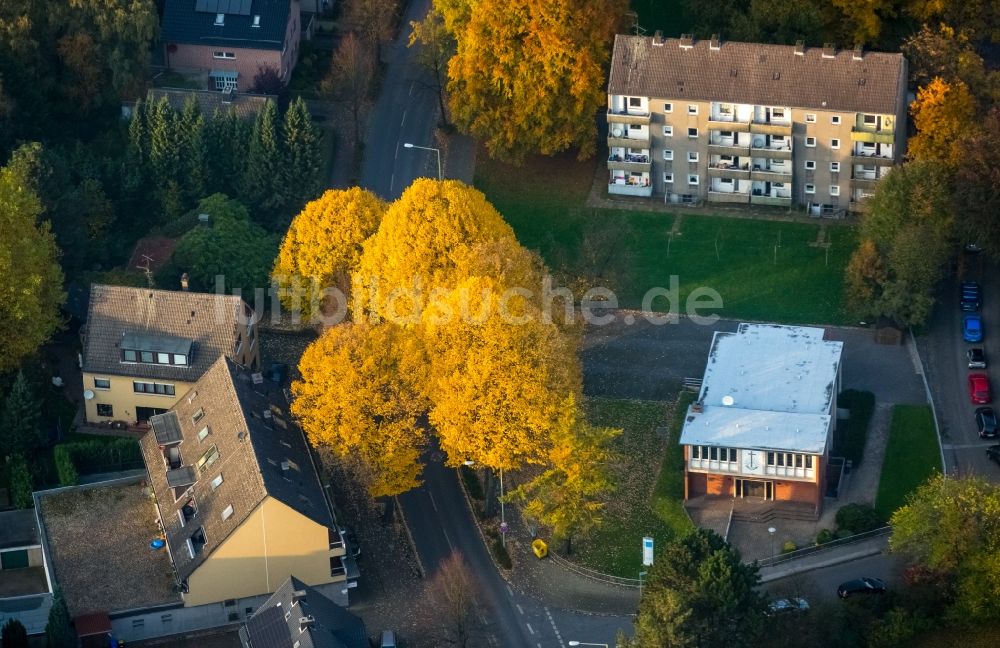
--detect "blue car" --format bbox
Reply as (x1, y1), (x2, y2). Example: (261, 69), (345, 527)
(964, 314), (984, 342)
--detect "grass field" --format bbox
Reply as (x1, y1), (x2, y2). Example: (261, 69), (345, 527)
(875, 405), (942, 517)
(571, 395), (694, 576)
(475, 152), (856, 325)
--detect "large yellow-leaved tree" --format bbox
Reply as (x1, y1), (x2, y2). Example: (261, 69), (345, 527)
(439, 0), (626, 162)
(908, 77), (977, 167)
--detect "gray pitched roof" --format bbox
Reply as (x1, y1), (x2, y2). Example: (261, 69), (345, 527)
(243, 576), (367, 648)
(608, 35), (906, 115)
(139, 357), (333, 582)
(82, 284), (250, 382)
(162, 0), (292, 51)
(146, 88), (277, 120)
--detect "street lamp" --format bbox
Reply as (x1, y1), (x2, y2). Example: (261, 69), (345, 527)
(402, 142), (442, 181)
(768, 526), (777, 560)
(568, 642), (609, 647)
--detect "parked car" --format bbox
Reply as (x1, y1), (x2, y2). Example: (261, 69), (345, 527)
(961, 281), (982, 312)
(968, 348), (987, 369)
(987, 445), (1000, 465)
(380, 630), (397, 648)
(963, 314), (984, 342)
(837, 577), (887, 599)
(969, 373), (992, 404)
(977, 407), (998, 439)
(767, 597), (810, 615)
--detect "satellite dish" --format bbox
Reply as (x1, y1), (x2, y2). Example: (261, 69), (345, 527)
(722, 395), (735, 406)
(83, 390), (95, 400)
(612, 127), (623, 137)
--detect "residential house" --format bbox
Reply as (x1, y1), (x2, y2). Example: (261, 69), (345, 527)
(81, 284), (260, 424)
(162, 0), (303, 92)
(239, 575), (367, 648)
(606, 34), (908, 214)
(0, 510), (52, 636)
(679, 324), (843, 516)
(139, 356), (348, 608)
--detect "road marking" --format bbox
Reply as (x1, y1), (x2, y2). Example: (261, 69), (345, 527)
(390, 173), (394, 193)
(428, 492), (439, 513)
(506, 584), (514, 597)
(441, 526), (454, 551)
(395, 140), (400, 161)
(516, 604), (524, 615)
(409, 81), (415, 97)
(400, 109), (407, 128)
(545, 607), (566, 647)
(526, 623), (534, 635)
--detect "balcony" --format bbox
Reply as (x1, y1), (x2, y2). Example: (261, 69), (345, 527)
(851, 153), (894, 166)
(750, 145), (792, 160)
(750, 121), (792, 136)
(708, 163), (750, 180)
(852, 177), (879, 191)
(608, 180), (653, 197)
(607, 133), (649, 148)
(850, 128), (894, 144)
(707, 118), (751, 132)
(707, 191), (751, 204)
(607, 109), (650, 125)
(708, 141), (750, 156)
(330, 555), (347, 580)
(751, 166), (793, 181)
(751, 194), (793, 206)
(608, 154), (651, 174)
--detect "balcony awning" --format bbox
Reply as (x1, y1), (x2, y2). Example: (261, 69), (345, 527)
(166, 465), (197, 488)
(208, 69), (238, 81)
(150, 411), (182, 445)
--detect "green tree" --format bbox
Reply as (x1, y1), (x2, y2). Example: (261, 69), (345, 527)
(281, 97), (323, 212)
(625, 529), (766, 647)
(148, 96), (182, 197)
(9, 455), (33, 509)
(245, 99), (283, 224)
(179, 96), (207, 202)
(1, 618), (29, 648)
(1, 371), (44, 458)
(953, 108), (1000, 258)
(0, 157), (65, 373)
(204, 108), (253, 198)
(46, 587), (75, 648)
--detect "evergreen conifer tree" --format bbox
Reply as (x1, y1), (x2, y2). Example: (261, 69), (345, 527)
(245, 99), (283, 225)
(46, 588), (76, 648)
(1, 617), (29, 648)
(281, 97), (324, 217)
(0, 371), (44, 458)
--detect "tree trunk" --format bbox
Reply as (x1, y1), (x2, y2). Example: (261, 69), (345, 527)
(565, 534), (573, 556)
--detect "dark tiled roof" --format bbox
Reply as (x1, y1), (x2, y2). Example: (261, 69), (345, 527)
(243, 576), (367, 648)
(162, 0), (292, 51)
(608, 35), (906, 115)
(82, 284), (250, 382)
(0, 510), (40, 549)
(140, 357), (333, 582)
(147, 88), (277, 120)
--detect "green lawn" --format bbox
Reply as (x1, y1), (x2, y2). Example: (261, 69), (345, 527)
(571, 395), (694, 577)
(475, 152), (856, 325)
(875, 405), (942, 517)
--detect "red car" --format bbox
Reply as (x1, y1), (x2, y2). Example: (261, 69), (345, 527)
(969, 373), (992, 404)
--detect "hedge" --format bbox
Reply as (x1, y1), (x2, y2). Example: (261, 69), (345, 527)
(834, 390), (876, 466)
(53, 446), (79, 486)
(56, 438), (143, 476)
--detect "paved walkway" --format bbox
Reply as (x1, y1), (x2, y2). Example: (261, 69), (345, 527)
(759, 534), (889, 583)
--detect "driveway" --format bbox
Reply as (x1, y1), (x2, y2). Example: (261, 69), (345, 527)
(916, 256), (1000, 478)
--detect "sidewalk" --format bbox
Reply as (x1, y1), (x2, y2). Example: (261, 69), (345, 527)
(758, 535), (889, 583)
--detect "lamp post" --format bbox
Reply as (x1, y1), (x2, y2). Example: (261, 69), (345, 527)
(768, 526), (777, 560)
(402, 142), (442, 181)
(568, 642), (609, 647)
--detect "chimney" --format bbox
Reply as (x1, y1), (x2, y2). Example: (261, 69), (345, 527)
(709, 34), (721, 51)
(822, 43), (836, 59)
(652, 30), (664, 46)
(180, 273), (189, 291)
(679, 33), (694, 50)
(794, 40), (805, 56)
(852, 44), (864, 61)
(291, 589), (307, 604)
(298, 615), (315, 631)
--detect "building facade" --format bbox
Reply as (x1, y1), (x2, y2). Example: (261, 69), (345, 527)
(606, 34), (908, 214)
(81, 285), (260, 424)
(679, 324), (843, 515)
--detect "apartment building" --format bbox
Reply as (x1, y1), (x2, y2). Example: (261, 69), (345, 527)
(606, 34), (908, 214)
(679, 324), (843, 516)
(81, 285), (260, 424)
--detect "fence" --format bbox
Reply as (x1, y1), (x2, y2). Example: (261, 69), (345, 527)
(755, 525), (891, 568)
(547, 550), (644, 589)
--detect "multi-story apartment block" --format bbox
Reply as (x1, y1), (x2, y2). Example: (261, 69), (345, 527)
(606, 34), (908, 214)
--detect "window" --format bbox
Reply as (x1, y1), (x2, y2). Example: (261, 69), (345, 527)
(687, 151), (699, 162)
(252, 15), (261, 27)
(628, 96), (641, 107)
(831, 138), (840, 149)
(830, 162), (841, 172)
(132, 619), (145, 629)
(663, 149), (673, 161)
(805, 113), (816, 123)
(173, 354), (188, 365)
(221, 505), (234, 521)
(805, 184), (816, 194)
(157, 352), (170, 364)
(214, 13), (224, 26)
(140, 351), (154, 363)
(97, 403), (113, 417)
(662, 125), (673, 137)
(197, 426), (210, 442)
(771, 108), (785, 119)
(663, 172), (674, 183)
(211, 474), (224, 490)
(224, 599), (237, 608)
(863, 114), (877, 125)
(805, 137), (816, 147)
(709, 446), (718, 461)
(830, 185), (841, 196)
(212, 51), (236, 60)
(197, 446), (220, 473)
(628, 123), (640, 131)
(192, 408), (205, 424)
(213, 75), (237, 92)
(831, 115), (841, 125)
(133, 381), (175, 396)
(805, 456), (814, 468)
(767, 452), (775, 465)
(94, 378), (111, 390)
(691, 445), (700, 459)
(123, 349), (137, 362)
(804, 160), (816, 170)
(687, 174), (699, 186)
(688, 127), (698, 138)
(663, 102), (673, 113)
(688, 104), (699, 115)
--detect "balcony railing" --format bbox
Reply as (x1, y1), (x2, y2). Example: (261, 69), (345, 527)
(707, 118), (751, 132)
(751, 166), (793, 180)
(608, 180), (653, 197)
(608, 154), (651, 173)
(329, 527), (344, 550)
(750, 145), (792, 159)
(607, 109), (650, 125)
(751, 194), (793, 206)
(852, 177), (879, 191)
(850, 128), (894, 144)
(851, 152), (894, 166)
(707, 191), (751, 204)
(330, 556), (347, 578)
(750, 120), (792, 136)
(708, 163), (751, 180)
(607, 133), (649, 148)
(708, 142), (751, 157)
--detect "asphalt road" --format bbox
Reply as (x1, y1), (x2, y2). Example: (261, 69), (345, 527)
(764, 552), (906, 604)
(918, 255), (1000, 478)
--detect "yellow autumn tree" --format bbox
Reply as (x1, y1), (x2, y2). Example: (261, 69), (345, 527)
(291, 321), (429, 496)
(353, 179), (517, 323)
(272, 188), (386, 319)
(908, 77), (977, 167)
(441, 0), (626, 162)
(508, 394), (619, 554)
(422, 276), (582, 470)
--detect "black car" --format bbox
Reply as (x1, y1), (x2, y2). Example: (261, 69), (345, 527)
(977, 407), (998, 439)
(837, 577), (887, 599)
(988, 445), (1000, 465)
(968, 348), (987, 369)
(961, 281), (982, 312)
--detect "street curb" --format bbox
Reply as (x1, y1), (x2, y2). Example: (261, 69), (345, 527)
(759, 546), (885, 583)
(394, 495), (426, 579)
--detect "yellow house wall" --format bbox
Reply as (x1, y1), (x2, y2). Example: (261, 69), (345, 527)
(183, 496), (334, 607)
(82, 372), (195, 423)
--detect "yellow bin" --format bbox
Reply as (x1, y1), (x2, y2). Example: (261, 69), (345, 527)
(532, 539), (548, 559)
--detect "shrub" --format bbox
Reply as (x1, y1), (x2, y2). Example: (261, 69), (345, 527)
(9, 456), (33, 509)
(781, 540), (797, 553)
(834, 390), (876, 465)
(459, 465), (484, 501)
(835, 503), (883, 534)
(2, 618), (29, 648)
(490, 536), (512, 569)
(53, 446), (78, 486)
(60, 438), (143, 475)
(816, 528), (835, 545)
